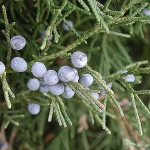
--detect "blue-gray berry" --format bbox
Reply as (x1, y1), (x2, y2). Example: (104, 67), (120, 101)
(142, 9), (150, 15)
(62, 85), (75, 99)
(71, 51), (87, 68)
(58, 66), (75, 82)
(124, 75), (135, 82)
(28, 103), (40, 115)
(79, 74), (93, 87)
(10, 35), (26, 50)
(27, 78), (40, 91)
(49, 82), (64, 95)
(31, 62), (47, 78)
(11, 57), (27, 72)
(121, 70), (135, 82)
(39, 81), (49, 93)
(43, 70), (59, 85)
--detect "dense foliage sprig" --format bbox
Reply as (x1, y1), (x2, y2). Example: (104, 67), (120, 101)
(0, 0), (150, 149)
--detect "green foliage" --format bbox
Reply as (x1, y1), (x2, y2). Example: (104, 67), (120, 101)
(0, 0), (150, 149)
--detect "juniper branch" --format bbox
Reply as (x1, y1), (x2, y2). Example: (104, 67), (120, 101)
(85, 65), (124, 116)
(94, 114), (111, 134)
(2, 5), (15, 67)
(131, 93), (143, 136)
(0, 72), (15, 109)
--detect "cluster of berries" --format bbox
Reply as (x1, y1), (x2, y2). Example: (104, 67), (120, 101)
(8, 35), (94, 114)
(27, 51), (87, 96)
(9, 36), (42, 115)
(1, 34), (135, 115)
(29, 22), (74, 115)
(26, 50), (97, 114)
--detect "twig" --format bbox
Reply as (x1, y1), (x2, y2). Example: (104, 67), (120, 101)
(112, 103), (145, 150)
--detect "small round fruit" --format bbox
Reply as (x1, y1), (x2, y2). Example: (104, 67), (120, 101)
(0, 62), (5, 74)
(43, 70), (59, 85)
(121, 70), (135, 82)
(62, 20), (73, 31)
(39, 81), (49, 93)
(10, 35), (26, 50)
(31, 62), (47, 77)
(58, 66), (75, 82)
(124, 75), (135, 82)
(62, 85), (75, 99)
(79, 74), (93, 87)
(142, 9), (150, 15)
(28, 103), (40, 115)
(27, 78), (40, 91)
(49, 83), (64, 95)
(91, 92), (99, 100)
(11, 57), (27, 72)
(71, 51), (87, 68)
